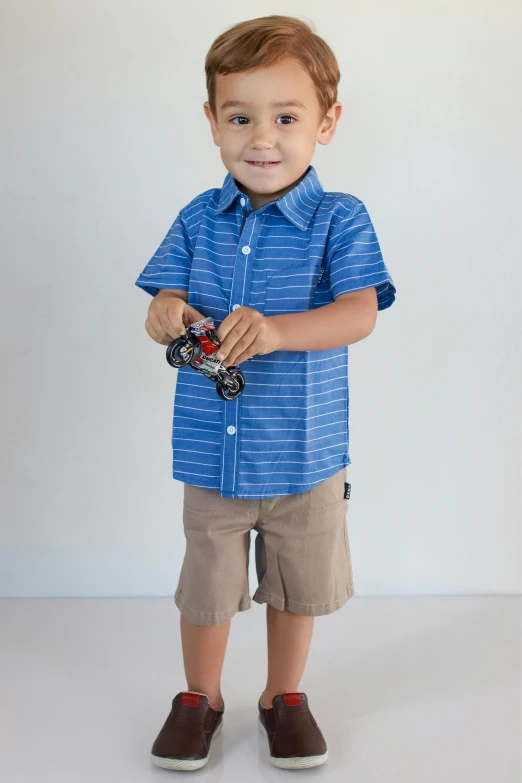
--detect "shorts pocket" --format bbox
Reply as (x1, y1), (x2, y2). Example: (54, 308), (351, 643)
(182, 483), (219, 516)
(305, 467), (348, 513)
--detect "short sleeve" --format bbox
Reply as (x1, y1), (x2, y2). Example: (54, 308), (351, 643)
(135, 211), (193, 297)
(326, 200), (396, 311)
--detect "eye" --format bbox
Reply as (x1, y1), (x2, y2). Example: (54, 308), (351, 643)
(229, 115), (297, 125)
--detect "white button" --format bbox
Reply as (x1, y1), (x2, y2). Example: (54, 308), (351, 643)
(232, 304), (240, 310)
(227, 425), (236, 435)
(242, 245), (251, 255)
(240, 197), (246, 207)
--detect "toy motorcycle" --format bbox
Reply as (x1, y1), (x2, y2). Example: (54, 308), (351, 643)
(166, 316), (246, 401)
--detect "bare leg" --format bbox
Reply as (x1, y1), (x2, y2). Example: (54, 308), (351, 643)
(180, 614), (230, 711)
(260, 604), (315, 708)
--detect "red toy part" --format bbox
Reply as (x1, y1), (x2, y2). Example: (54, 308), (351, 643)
(198, 334), (218, 355)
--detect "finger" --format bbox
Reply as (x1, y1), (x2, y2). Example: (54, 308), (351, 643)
(147, 305), (172, 340)
(231, 334), (263, 365)
(163, 300), (188, 338)
(150, 300), (185, 339)
(145, 318), (170, 344)
(183, 304), (205, 326)
(215, 311), (241, 345)
(216, 315), (252, 360)
(217, 325), (250, 363)
(222, 325), (258, 366)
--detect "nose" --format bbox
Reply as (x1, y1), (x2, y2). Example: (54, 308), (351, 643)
(249, 122), (275, 150)
(250, 138), (273, 151)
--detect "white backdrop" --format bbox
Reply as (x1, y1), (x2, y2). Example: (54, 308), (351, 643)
(1, 0), (520, 597)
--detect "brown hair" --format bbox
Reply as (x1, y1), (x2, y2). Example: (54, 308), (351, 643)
(205, 15), (340, 122)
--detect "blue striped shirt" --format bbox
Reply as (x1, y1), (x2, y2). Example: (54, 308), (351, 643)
(135, 164), (396, 498)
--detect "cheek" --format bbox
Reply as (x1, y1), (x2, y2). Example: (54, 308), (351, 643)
(220, 132), (243, 153)
(283, 140), (314, 164)
(283, 129), (313, 150)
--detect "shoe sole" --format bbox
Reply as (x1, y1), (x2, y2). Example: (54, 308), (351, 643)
(151, 717), (223, 771)
(258, 717), (328, 769)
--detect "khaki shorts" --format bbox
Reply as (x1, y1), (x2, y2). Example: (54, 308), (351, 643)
(174, 466), (354, 626)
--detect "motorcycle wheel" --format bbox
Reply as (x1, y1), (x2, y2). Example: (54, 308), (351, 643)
(166, 338), (193, 368)
(216, 368), (245, 400)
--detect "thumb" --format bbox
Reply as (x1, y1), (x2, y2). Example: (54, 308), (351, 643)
(183, 304), (205, 325)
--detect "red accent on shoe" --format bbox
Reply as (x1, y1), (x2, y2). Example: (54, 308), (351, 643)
(283, 693), (302, 707)
(181, 693), (201, 707)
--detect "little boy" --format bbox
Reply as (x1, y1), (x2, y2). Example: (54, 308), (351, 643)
(135, 14), (396, 772)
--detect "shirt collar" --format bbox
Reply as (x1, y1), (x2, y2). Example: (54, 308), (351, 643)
(216, 164), (325, 231)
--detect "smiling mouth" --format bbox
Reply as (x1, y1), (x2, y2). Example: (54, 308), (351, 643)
(245, 161), (281, 166)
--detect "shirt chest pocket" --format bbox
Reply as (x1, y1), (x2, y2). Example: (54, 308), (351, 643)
(263, 258), (324, 315)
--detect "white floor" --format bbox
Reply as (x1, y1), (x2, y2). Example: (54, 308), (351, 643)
(1, 596), (520, 782)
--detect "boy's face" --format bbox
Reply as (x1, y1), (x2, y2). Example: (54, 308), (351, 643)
(204, 57), (342, 211)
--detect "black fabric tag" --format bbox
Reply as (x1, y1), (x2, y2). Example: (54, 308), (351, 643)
(344, 482), (351, 500)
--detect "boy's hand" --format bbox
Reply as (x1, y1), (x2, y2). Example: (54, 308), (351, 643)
(214, 307), (282, 366)
(145, 291), (205, 345)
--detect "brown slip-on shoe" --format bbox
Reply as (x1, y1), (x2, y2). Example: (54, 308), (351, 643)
(258, 692), (328, 769)
(151, 691), (224, 771)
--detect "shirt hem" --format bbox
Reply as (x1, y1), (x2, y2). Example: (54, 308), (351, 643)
(173, 458), (351, 499)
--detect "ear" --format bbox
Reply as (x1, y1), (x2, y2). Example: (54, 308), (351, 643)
(203, 102), (221, 147)
(317, 102), (342, 146)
